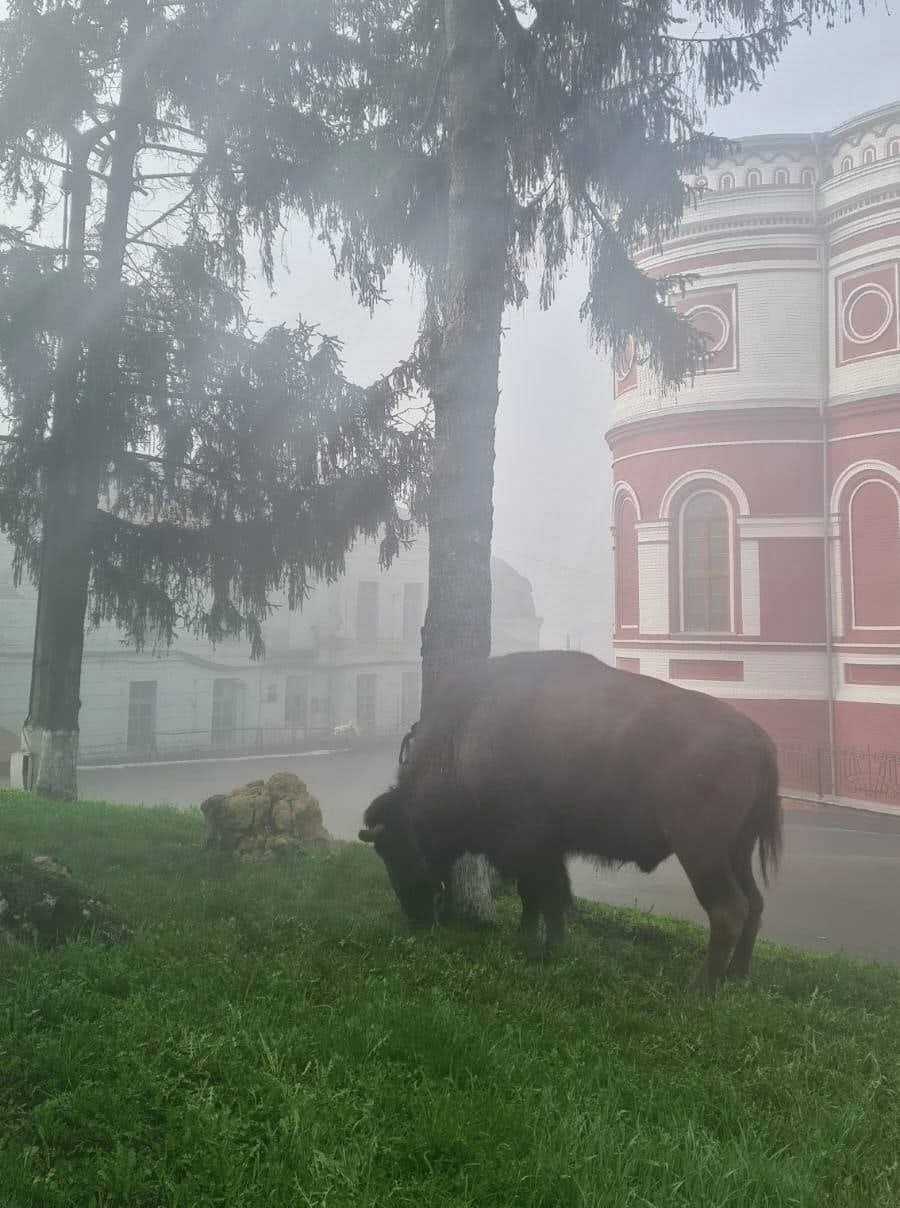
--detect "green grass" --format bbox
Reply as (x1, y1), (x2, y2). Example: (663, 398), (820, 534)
(1, 791), (898, 1208)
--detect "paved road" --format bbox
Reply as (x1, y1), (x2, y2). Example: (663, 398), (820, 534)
(78, 746), (900, 966)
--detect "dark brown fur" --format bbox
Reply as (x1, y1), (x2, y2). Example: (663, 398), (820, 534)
(360, 651), (782, 992)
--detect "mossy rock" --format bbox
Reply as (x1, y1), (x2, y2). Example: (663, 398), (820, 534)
(0, 853), (130, 949)
(200, 772), (332, 859)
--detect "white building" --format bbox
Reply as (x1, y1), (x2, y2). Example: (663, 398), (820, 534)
(0, 531), (541, 767)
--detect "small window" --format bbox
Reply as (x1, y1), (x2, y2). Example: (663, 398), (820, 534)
(127, 681), (158, 756)
(746, 169), (762, 188)
(285, 675), (308, 730)
(212, 679), (245, 747)
(841, 155), (853, 173)
(356, 581), (379, 642)
(801, 168), (816, 187)
(863, 146), (877, 165)
(695, 175), (708, 192)
(681, 493), (732, 633)
(774, 168), (790, 185)
(889, 139), (900, 158)
(719, 173), (735, 192)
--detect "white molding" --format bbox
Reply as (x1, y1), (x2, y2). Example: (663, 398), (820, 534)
(614, 440), (821, 468)
(837, 682), (900, 705)
(635, 520), (670, 544)
(830, 524), (845, 639)
(614, 639), (828, 648)
(829, 427), (900, 442)
(740, 538), (761, 635)
(611, 480), (642, 523)
(659, 469), (751, 519)
(637, 541), (670, 635)
(609, 645), (828, 700)
(829, 458), (900, 513)
(737, 516), (825, 539)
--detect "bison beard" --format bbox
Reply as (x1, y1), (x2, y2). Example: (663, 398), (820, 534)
(360, 651), (783, 994)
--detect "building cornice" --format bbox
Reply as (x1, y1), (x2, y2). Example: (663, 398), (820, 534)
(606, 402), (824, 445)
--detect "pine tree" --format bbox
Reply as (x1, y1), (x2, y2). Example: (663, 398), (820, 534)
(0, 0), (428, 798)
(322, 0), (863, 921)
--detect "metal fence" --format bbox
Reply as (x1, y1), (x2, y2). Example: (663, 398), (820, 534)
(776, 740), (900, 805)
(76, 724), (404, 767)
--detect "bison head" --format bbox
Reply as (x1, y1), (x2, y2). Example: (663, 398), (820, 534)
(359, 787), (444, 926)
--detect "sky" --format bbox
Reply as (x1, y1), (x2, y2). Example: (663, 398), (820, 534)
(247, 6), (900, 654)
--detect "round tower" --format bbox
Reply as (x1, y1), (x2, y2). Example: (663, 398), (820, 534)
(607, 103), (900, 810)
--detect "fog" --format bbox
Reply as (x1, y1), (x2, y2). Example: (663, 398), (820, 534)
(246, 12), (899, 653)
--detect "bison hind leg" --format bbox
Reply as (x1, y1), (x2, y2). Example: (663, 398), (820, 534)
(679, 860), (749, 995)
(725, 845), (765, 980)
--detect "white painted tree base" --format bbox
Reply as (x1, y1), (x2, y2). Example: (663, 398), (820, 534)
(35, 730), (79, 800)
(450, 854), (496, 926)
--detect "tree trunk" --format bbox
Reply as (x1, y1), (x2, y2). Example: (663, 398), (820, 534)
(421, 0), (508, 924)
(28, 0), (148, 798)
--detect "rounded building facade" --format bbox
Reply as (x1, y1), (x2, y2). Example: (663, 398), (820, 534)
(607, 103), (900, 812)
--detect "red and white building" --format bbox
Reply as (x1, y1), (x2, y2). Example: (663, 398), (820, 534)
(608, 103), (900, 813)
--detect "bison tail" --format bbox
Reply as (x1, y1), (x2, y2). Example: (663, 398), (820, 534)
(755, 755), (783, 888)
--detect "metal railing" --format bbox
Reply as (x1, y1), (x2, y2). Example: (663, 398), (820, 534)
(776, 740), (900, 805)
(76, 723), (411, 766)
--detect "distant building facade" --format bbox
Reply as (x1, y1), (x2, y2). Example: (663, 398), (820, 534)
(608, 103), (900, 812)
(0, 532), (541, 766)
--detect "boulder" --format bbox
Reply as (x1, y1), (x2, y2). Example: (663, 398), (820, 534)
(0, 853), (130, 949)
(200, 772), (331, 859)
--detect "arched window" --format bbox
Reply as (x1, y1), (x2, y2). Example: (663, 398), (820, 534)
(774, 167), (790, 185)
(746, 169), (762, 188)
(849, 480), (900, 628)
(801, 168), (816, 187)
(889, 139), (900, 158)
(695, 175), (708, 193)
(615, 494), (640, 629)
(863, 146), (877, 165)
(681, 492), (732, 632)
(719, 173), (735, 191)
(841, 155), (854, 173)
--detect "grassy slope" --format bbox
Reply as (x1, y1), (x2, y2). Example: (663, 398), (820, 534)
(0, 791), (898, 1208)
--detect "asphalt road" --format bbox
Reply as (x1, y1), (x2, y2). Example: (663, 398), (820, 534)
(77, 744), (900, 966)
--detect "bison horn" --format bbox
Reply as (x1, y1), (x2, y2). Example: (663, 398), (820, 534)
(358, 824), (386, 843)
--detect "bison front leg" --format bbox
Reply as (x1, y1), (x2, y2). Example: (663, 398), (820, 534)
(517, 882), (542, 960)
(517, 861), (571, 961)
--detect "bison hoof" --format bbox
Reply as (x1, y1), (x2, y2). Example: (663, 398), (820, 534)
(690, 970), (717, 996)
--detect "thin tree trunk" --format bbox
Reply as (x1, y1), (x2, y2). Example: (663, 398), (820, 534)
(421, 0), (508, 924)
(29, 0), (148, 798)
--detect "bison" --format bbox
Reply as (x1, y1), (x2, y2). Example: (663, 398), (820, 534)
(360, 651), (782, 992)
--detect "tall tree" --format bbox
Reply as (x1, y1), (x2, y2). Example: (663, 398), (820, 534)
(323, 0), (862, 920)
(0, 0), (427, 798)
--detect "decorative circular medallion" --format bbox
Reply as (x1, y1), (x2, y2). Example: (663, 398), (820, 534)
(614, 335), (636, 381)
(685, 304), (730, 356)
(841, 283), (894, 345)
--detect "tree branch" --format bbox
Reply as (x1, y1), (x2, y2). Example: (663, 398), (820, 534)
(22, 145), (109, 183)
(140, 141), (206, 160)
(126, 192), (194, 243)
